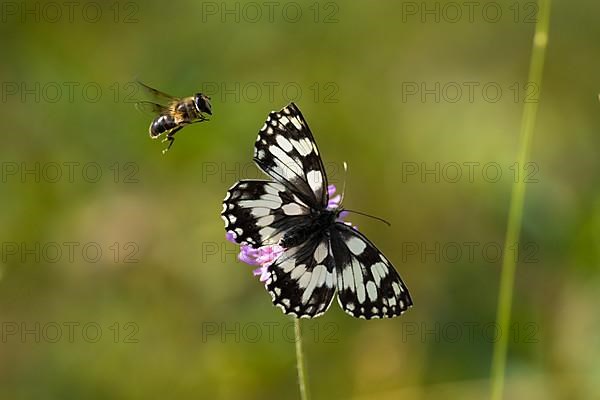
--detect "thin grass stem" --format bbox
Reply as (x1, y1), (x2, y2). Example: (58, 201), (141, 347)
(294, 317), (310, 400)
(490, 1), (552, 399)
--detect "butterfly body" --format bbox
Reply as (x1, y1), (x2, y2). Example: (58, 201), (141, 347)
(223, 103), (412, 319)
(280, 209), (337, 248)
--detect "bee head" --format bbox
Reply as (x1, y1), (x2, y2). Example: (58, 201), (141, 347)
(194, 93), (212, 115)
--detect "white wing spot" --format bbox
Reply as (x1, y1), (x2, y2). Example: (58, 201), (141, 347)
(325, 271), (334, 288)
(257, 214), (275, 226)
(264, 183), (285, 195)
(251, 207), (270, 217)
(290, 138), (312, 156)
(353, 259), (366, 303)
(290, 116), (302, 130)
(298, 270), (312, 289)
(313, 241), (328, 263)
(276, 135), (294, 152)
(306, 170), (323, 195)
(342, 266), (354, 291)
(269, 145), (304, 179)
(301, 138), (313, 153)
(259, 226), (276, 239)
(290, 264), (307, 280)
(239, 199), (280, 209)
(280, 259), (295, 273)
(371, 262), (388, 285)
(301, 264), (327, 304)
(282, 203), (304, 216)
(366, 281), (378, 302)
(347, 237), (366, 256)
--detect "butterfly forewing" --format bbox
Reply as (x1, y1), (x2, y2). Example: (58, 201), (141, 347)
(253, 103), (328, 208)
(332, 223), (413, 319)
(222, 180), (311, 247)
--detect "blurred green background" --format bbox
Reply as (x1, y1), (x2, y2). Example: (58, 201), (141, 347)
(1, 0), (599, 399)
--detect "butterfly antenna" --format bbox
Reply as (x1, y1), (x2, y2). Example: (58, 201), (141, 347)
(342, 209), (391, 227)
(339, 161), (348, 205)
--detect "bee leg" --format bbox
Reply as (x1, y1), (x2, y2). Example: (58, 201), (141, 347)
(161, 126), (182, 154)
(161, 136), (175, 155)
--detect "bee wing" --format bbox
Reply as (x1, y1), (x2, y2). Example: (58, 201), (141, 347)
(136, 80), (180, 102)
(135, 101), (169, 116)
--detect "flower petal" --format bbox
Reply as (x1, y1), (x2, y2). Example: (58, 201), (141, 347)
(327, 184), (337, 197)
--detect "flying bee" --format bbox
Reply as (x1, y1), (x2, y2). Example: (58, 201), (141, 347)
(135, 81), (212, 154)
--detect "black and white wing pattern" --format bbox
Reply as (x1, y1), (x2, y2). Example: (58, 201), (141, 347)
(222, 104), (327, 248)
(332, 224), (412, 319)
(253, 103), (328, 208)
(222, 180), (311, 247)
(266, 237), (337, 318)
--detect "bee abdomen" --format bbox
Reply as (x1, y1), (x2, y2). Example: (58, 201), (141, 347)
(149, 115), (177, 137)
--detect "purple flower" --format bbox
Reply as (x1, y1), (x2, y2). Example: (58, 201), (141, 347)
(327, 184), (341, 210)
(227, 231), (284, 282)
(225, 231), (236, 243)
(327, 184), (355, 228)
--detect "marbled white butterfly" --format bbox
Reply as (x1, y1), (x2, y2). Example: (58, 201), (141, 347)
(222, 103), (412, 319)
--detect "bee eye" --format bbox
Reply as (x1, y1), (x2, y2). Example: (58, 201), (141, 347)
(195, 94), (212, 115)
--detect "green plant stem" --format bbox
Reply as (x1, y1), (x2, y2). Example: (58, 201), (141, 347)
(294, 318), (310, 400)
(490, 1), (552, 399)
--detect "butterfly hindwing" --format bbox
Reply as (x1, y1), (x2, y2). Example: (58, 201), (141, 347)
(222, 179), (310, 247)
(332, 223), (413, 319)
(253, 103), (328, 208)
(265, 236), (337, 318)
